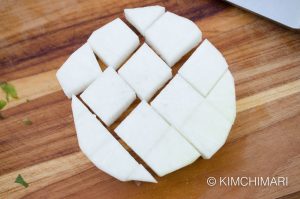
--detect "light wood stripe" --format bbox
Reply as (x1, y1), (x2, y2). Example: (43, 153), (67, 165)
(237, 79), (300, 112)
(0, 70), (60, 110)
(0, 152), (91, 199)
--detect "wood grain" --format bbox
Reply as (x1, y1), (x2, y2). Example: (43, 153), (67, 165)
(0, 0), (300, 198)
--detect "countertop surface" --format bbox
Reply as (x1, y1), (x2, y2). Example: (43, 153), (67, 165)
(0, 0), (300, 198)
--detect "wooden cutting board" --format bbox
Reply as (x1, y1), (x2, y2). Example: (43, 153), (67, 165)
(1, 0), (300, 198)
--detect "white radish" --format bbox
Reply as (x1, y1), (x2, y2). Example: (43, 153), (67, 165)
(88, 18), (139, 69)
(118, 43), (172, 101)
(115, 101), (200, 176)
(124, 5), (165, 36)
(207, 70), (236, 124)
(178, 101), (232, 159)
(151, 75), (204, 129)
(72, 96), (156, 183)
(56, 43), (101, 98)
(145, 12), (202, 67)
(178, 39), (228, 96)
(81, 67), (136, 126)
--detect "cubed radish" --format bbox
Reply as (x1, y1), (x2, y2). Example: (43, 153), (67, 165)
(88, 18), (139, 69)
(56, 43), (101, 98)
(81, 68), (136, 126)
(178, 101), (232, 159)
(71, 96), (156, 182)
(145, 12), (202, 67)
(178, 39), (228, 96)
(124, 5), (165, 36)
(151, 75), (204, 129)
(118, 43), (172, 101)
(115, 101), (200, 176)
(207, 70), (236, 124)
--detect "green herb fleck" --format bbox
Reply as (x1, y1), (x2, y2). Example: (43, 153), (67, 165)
(23, 118), (32, 125)
(0, 82), (18, 102)
(15, 174), (29, 188)
(0, 99), (6, 110)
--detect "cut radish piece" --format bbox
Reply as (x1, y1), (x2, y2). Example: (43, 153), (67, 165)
(151, 75), (204, 129)
(81, 68), (136, 126)
(127, 164), (157, 183)
(116, 101), (169, 158)
(118, 43), (172, 101)
(56, 43), (102, 98)
(178, 39), (228, 96)
(145, 127), (199, 176)
(124, 6), (165, 36)
(72, 96), (156, 183)
(88, 18), (139, 69)
(115, 101), (200, 176)
(207, 70), (236, 124)
(145, 11), (202, 67)
(178, 101), (232, 159)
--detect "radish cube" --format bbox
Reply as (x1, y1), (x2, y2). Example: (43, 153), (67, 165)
(145, 12), (202, 67)
(207, 70), (236, 123)
(151, 75), (204, 129)
(124, 5), (165, 36)
(72, 96), (156, 183)
(118, 43), (172, 101)
(81, 68), (136, 126)
(88, 18), (139, 69)
(145, 127), (199, 176)
(179, 101), (232, 159)
(178, 39), (228, 96)
(56, 43), (101, 98)
(115, 101), (169, 158)
(115, 101), (200, 176)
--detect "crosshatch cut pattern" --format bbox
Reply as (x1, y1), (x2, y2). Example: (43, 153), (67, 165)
(56, 5), (237, 183)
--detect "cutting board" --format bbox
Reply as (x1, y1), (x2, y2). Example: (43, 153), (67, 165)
(1, 0), (300, 198)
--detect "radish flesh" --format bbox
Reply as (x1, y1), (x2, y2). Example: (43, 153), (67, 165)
(56, 43), (102, 98)
(125, 5), (165, 36)
(88, 18), (139, 69)
(118, 43), (172, 101)
(72, 96), (156, 183)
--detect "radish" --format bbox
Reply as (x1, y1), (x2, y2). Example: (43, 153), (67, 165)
(178, 39), (228, 96)
(207, 70), (236, 124)
(115, 101), (200, 176)
(56, 43), (101, 98)
(178, 101), (232, 159)
(151, 75), (204, 129)
(118, 43), (172, 101)
(124, 5), (165, 36)
(81, 67), (136, 126)
(72, 96), (156, 182)
(145, 12), (202, 67)
(88, 18), (139, 69)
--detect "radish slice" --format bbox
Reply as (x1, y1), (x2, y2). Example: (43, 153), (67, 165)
(88, 18), (139, 69)
(145, 127), (199, 176)
(115, 101), (200, 176)
(178, 39), (228, 96)
(72, 96), (156, 183)
(118, 43), (172, 101)
(145, 12), (202, 67)
(56, 43), (102, 98)
(124, 6), (165, 36)
(178, 101), (232, 159)
(151, 75), (204, 129)
(207, 70), (236, 124)
(81, 68), (136, 126)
